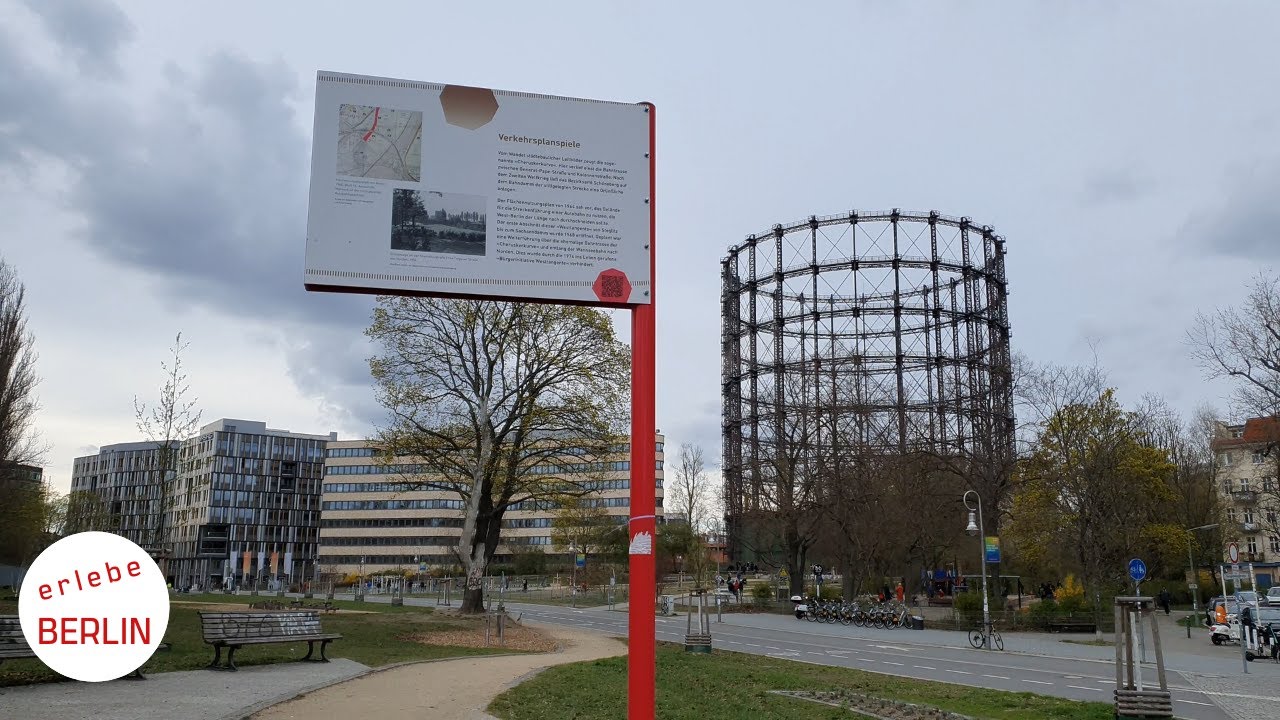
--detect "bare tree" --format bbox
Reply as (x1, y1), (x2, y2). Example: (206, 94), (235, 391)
(368, 298), (629, 613)
(135, 333), (203, 557)
(1189, 271), (1280, 419)
(0, 258), (43, 467)
(668, 443), (711, 532)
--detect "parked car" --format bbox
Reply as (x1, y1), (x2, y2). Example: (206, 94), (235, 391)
(1235, 590), (1260, 605)
(1265, 587), (1280, 606)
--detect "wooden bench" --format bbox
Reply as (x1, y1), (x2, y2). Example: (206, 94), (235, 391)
(0, 615), (34, 666)
(1, 615), (166, 679)
(289, 600), (338, 613)
(1046, 618), (1098, 633)
(199, 611), (341, 671)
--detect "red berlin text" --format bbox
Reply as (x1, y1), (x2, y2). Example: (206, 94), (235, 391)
(38, 617), (151, 645)
(37, 560), (143, 600)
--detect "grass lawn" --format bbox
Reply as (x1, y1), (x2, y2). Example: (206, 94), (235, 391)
(488, 644), (1115, 720)
(0, 596), (513, 686)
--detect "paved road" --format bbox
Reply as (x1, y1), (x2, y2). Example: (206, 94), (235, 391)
(320, 592), (1280, 720)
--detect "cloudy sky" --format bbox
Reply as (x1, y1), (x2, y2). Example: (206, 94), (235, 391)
(3, 0), (1277, 493)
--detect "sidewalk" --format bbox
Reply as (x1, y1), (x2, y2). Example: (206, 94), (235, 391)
(0, 658), (369, 720)
(251, 623), (624, 720)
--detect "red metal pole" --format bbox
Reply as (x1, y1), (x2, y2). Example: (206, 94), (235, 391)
(628, 102), (657, 720)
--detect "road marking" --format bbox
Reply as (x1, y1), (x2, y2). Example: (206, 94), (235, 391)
(1022, 679), (1053, 685)
(744, 643), (761, 648)
(1178, 700), (1213, 706)
(883, 661), (904, 666)
(807, 652), (826, 656)
(945, 669), (971, 675)
(982, 674), (1009, 679)
(914, 665), (935, 670)
(1096, 680), (1112, 684)
(871, 644), (910, 652)
(1064, 675), (1082, 679)
(858, 658), (875, 663)
(1067, 685), (1101, 692)
(724, 640), (741, 645)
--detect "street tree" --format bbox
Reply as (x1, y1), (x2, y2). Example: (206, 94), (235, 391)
(668, 443), (711, 532)
(367, 297), (629, 613)
(551, 495), (627, 568)
(0, 257), (43, 468)
(1010, 389), (1175, 633)
(134, 332), (202, 556)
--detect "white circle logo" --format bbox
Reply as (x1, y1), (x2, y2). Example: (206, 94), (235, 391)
(18, 532), (170, 682)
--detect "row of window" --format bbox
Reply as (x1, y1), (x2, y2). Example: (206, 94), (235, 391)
(1237, 536), (1280, 554)
(324, 442), (664, 460)
(321, 517), (463, 529)
(1220, 451), (1274, 466)
(1221, 477), (1277, 493)
(320, 536), (458, 546)
(321, 478), (662, 494)
(1225, 508), (1278, 525)
(323, 499), (465, 511)
(323, 496), (658, 512)
(324, 460), (664, 476)
(319, 554), (455, 565)
(327, 447), (380, 458)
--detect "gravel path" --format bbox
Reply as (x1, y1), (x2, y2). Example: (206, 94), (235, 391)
(251, 623), (624, 720)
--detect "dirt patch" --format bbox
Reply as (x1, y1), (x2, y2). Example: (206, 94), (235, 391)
(405, 619), (557, 653)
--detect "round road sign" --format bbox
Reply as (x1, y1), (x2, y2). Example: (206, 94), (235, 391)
(1228, 542), (1240, 563)
(1128, 557), (1147, 583)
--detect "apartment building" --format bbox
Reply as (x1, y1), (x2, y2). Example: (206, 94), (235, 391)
(0, 461), (42, 486)
(318, 435), (666, 574)
(1211, 417), (1280, 587)
(72, 419), (336, 589)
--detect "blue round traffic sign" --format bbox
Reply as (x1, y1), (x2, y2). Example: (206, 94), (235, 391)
(1128, 558), (1147, 583)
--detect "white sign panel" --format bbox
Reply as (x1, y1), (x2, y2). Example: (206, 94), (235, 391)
(304, 72), (652, 305)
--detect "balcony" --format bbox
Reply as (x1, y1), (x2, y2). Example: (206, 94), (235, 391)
(1241, 522), (1260, 533)
(1231, 489), (1259, 503)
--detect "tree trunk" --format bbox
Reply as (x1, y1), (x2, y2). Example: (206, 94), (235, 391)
(461, 586), (485, 613)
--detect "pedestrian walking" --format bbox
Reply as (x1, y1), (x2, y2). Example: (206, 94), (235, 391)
(1157, 588), (1171, 615)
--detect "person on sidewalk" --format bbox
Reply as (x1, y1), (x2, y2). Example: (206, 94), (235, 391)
(1157, 589), (1171, 615)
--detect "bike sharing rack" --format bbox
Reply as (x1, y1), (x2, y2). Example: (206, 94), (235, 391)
(1113, 596), (1172, 718)
(684, 589), (712, 653)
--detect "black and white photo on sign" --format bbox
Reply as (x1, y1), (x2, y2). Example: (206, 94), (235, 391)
(391, 190), (487, 256)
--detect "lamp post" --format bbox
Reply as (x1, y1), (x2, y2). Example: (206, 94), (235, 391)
(963, 490), (991, 650)
(1186, 523), (1219, 637)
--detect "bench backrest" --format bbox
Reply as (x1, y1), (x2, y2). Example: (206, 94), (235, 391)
(198, 611), (326, 643)
(0, 615), (33, 657)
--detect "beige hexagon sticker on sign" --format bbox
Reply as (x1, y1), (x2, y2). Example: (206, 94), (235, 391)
(440, 85), (499, 130)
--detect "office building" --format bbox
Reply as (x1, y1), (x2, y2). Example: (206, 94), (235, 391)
(318, 434), (666, 574)
(72, 419), (336, 589)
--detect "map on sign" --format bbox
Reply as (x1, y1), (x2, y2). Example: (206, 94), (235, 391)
(336, 104), (422, 181)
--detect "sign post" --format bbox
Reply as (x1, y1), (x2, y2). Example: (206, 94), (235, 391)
(303, 73), (657, 719)
(1128, 558), (1148, 662)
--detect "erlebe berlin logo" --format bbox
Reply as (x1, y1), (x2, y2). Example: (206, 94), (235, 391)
(18, 531), (170, 682)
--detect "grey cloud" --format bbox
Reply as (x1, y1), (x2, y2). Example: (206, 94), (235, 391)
(20, 0), (134, 78)
(0, 21), (378, 433)
(1188, 164), (1280, 261)
(1079, 168), (1148, 206)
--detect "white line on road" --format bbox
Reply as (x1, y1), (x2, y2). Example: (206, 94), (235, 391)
(883, 661), (904, 666)
(914, 665), (935, 670)
(945, 669), (971, 675)
(1067, 685), (1101, 692)
(1178, 700), (1213, 706)
(858, 658), (875, 663)
(982, 674), (1009, 680)
(1022, 679), (1053, 685)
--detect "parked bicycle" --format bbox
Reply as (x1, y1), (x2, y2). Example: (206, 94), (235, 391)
(968, 621), (1003, 650)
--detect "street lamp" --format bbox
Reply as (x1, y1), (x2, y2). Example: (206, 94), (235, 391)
(1187, 524), (1219, 618)
(962, 490), (991, 650)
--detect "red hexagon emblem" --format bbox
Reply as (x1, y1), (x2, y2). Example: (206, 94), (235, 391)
(592, 268), (632, 304)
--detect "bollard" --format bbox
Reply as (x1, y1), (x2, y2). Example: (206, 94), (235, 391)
(717, 595), (723, 623)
